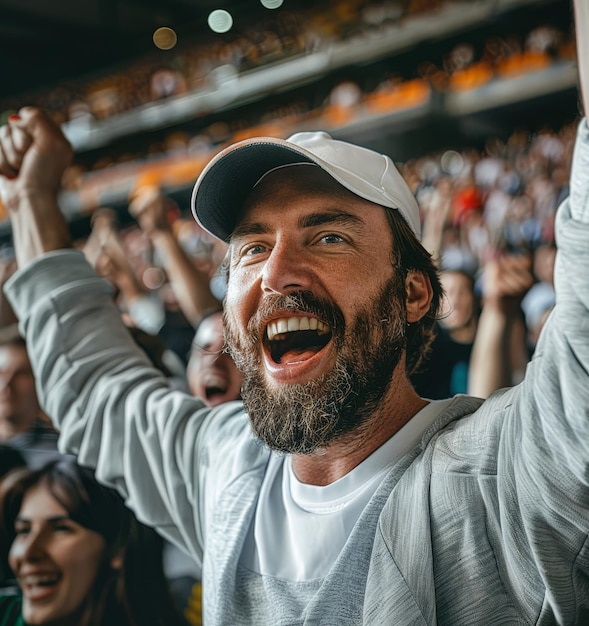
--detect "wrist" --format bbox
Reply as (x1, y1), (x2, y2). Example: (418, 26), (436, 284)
(151, 228), (176, 249)
(8, 192), (72, 267)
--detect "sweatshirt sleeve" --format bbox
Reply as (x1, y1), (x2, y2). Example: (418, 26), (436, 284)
(3, 251), (260, 563)
(504, 118), (589, 619)
(528, 118), (589, 483)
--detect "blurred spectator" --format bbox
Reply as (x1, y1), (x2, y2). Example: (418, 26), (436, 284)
(411, 269), (478, 399)
(439, 225), (478, 275)
(501, 193), (543, 253)
(85, 208), (166, 336)
(0, 457), (185, 625)
(0, 326), (60, 470)
(520, 242), (557, 352)
(83, 207), (194, 371)
(186, 308), (243, 408)
(128, 186), (221, 329)
(323, 80), (363, 126)
(150, 67), (188, 101)
(468, 252), (535, 398)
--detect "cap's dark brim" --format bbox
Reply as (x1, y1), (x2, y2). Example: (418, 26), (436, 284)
(193, 142), (314, 242)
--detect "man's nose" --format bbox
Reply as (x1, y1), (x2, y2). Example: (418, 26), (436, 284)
(261, 241), (312, 295)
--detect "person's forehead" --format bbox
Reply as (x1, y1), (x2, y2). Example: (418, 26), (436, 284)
(194, 313), (224, 344)
(19, 483), (66, 517)
(234, 165), (388, 235)
(441, 271), (473, 290)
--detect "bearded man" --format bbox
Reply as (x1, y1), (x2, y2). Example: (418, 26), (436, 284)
(2, 3), (589, 620)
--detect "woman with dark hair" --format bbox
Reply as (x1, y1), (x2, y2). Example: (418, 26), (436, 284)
(0, 458), (185, 626)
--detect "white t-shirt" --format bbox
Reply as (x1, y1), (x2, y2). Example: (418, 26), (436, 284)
(240, 398), (453, 581)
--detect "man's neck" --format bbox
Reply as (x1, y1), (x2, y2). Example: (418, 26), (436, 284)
(291, 374), (428, 486)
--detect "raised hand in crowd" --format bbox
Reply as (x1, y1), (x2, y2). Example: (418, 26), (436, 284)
(468, 251), (534, 398)
(129, 185), (221, 326)
(85, 207), (166, 335)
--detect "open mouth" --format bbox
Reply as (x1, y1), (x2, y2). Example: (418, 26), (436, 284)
(265, 316), (332, 364)
(20, 573), (61, 600)
(206, 385), (226, 399)
(203, 374), (228, 399)
(22, 574), (59, 587)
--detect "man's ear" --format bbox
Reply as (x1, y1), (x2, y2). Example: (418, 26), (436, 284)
(405, 270), (433, 323)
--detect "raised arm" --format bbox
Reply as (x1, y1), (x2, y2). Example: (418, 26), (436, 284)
(0, 109), (262, 567)
(574, 0), (589, 115)
(0, 108), (73, 267)
(467, 252), (533, 398)
(128, 186), (220, 326)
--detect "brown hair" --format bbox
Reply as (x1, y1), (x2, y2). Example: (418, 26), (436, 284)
(384, 209), (443, 377)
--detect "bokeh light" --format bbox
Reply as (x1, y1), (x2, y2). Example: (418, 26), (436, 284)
(153, 27), (178, 50)
(261, 0), (284, 8)
(440, 150), (464, 176)
(208, 9), (233, 34)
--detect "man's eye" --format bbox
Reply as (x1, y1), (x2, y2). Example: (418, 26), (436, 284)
(192, 344), (223, 357)
(14, 526), (29, 536)
(319, 234), (344, 244)
(244, 244), (266, 256)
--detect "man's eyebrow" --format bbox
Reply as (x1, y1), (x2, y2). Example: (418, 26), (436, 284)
(299, 211), (364, 229)
(231, 210), (365, 240)
(231, 222), (270, 240)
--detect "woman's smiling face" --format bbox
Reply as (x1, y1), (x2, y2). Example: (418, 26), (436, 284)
(9, 483), (108, 626)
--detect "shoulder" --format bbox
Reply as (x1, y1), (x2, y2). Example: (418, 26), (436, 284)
(200, 401), (271, 470)
(426, 391), (514, 474)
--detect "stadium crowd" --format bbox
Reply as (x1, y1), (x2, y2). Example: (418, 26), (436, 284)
(0, 0), (585, 624)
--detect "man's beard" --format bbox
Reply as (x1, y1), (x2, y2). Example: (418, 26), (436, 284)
(224, 276), (407, 454)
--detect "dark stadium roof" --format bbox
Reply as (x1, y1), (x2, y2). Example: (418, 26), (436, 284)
(0, 0), (306, 98)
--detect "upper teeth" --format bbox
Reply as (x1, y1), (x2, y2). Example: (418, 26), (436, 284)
(22, 574), (58, 585)
(267, 316), (329, 341)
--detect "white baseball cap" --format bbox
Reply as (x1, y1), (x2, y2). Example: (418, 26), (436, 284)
(191, 131), (421, 241)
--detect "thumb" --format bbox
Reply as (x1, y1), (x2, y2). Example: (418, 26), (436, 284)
(13, 106), (65, 142)
(9, 107), (73, 190)
(0, 113), (33, 179)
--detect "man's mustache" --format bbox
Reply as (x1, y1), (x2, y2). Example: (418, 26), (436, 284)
(245, 290), (346, 345)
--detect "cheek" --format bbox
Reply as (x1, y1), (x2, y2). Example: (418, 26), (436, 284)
(60, 542), (106, 595)
(225, 275), (247, 312)
(223, 284), (251, 337)
(8, 541), (22, 570)
(228, 365), (244, 389)
(14, 378), (37, 398)
(455, 293), (474, 316)
(187, 373), (201, 397)
(226, 261), (262, 309)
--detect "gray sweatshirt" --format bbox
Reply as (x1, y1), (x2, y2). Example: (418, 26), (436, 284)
(6, 119), (589, 625)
